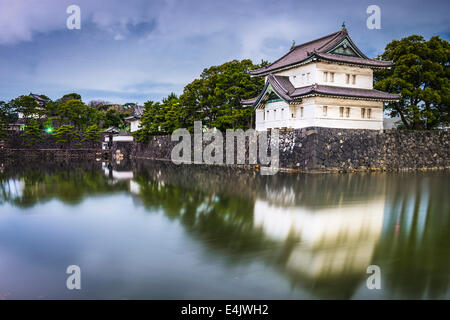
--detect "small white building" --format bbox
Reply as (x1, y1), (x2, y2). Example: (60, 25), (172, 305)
(242, 27), (400, 131)
(124, 105), (145, 132)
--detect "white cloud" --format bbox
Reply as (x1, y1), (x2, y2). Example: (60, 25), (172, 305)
(0, 0), (448, 104)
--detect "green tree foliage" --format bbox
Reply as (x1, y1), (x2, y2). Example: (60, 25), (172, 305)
(54, 125), (81, 145)
(9, 95), (43, 123)
(43, 118), (54, 134)
(43, 100), (58, 117)
(83, 124), (102, 143)
(179, 59), (266, 131)
(162, 93), (183, 133)
(133, 60), (266, 142)
(374, 35), (449, 129)
(103, 109), (125, 130)
(133, 100), (163, 142)
(0, 119), (7, 141)
(57, 93), (82, 103)
(21, 119), (43, 146)
(132, 94), (183, 142)
(0, 100), (18, 124)
(57, 99), (103, 130)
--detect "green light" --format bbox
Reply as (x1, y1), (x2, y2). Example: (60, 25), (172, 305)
(46, 127), (53, 133)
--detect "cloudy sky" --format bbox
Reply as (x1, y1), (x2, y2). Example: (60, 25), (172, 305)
(0, 0), (449, 104)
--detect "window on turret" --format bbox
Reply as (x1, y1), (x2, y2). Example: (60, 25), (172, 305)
(340, 107), (344, 117)
(346, 74), (350, 84)
(323, 72), (328, 82)
(368, 108), (372, 119)
(346, 107), (350, 117)
(307, 73), (310, 83)
(323, 106), (328, 116)
(361, 108), (366, 118)
(273, 110), (276, 120)
(267, 110), (269, 120)
(352, 75), (356, 84)
(330, 72), (335, 82)
(300, 106), (304, 118)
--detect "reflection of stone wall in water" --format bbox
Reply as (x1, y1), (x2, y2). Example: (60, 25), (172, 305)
(131, 161), (390, 208)
(114, 127), (449, 172)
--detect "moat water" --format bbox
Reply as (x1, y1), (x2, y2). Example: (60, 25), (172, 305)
(0, 159), (448, 299)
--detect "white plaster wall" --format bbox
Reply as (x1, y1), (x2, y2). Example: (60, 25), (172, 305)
(112, 135), (134, 142)
(256, 97), (384, 131)
(129, 120), (141, 132)
(267, 62), (373, 90)
(256, 100), (291, 131)
(313, 97), (383, 130)
(274, 63), (317, 88)
(315, 62), (373, 89)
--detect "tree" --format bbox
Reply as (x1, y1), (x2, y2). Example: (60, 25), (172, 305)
(57, 93), (82, 103)
(0, 100), (18, 124)
(57, 99), (101, 130)
(9, 95), (43, 123)
(374, 35), (449, 130)
(83, 124), (102, 143)
(161, 93), (182, 133)
(54, 125), (81, 145)
(179, 59), (267, 131)
(0, 119), (7, 141)
(103, 109), (126, 130)
(133, 95), (184, 142)
(43, 118), (54, 134)
(21, 119), (43, 146)
(133, 100), (163, 142)
(43, 100), (58, 117)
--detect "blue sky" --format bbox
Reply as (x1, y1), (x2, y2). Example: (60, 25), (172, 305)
(0, 0), (449, 104)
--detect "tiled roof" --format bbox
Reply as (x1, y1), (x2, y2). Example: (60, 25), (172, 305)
(241, 97), (258, 106)
(134, 105), (145, 117)
(291, 84), (401, 100)
(242, 75), (400, 108)
(125, 105), (145, 120)
(250, 28), (392, 75)
(314, 52), (393, 67)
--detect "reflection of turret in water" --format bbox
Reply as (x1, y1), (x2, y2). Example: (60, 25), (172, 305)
(254, 193), (385, 298)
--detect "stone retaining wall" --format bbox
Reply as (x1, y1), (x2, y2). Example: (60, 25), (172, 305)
(95, 128), (450, 172)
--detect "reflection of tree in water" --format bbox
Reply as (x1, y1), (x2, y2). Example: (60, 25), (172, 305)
(133, 169), (273, 261)
(0, 160), (129, 208)
(131, 162), (449, 299)
(1, 159), (448, 299)
(372, 173), (450, 299)
(131, 161), (389, 298)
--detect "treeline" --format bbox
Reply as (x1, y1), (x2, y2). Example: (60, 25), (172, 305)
(1, 33), (447, 146)
(374, 35), (449, 130)
(133, 59), (267, 142)
(0, 92), (136, 146)
(0, 59), (266, 145)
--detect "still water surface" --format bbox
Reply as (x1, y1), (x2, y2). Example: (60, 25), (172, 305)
(0, 160), (449, 299)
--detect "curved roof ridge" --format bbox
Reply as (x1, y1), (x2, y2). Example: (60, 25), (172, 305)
(270, 74), (288, 94)
(316, 29), (347, 51)
(250, 30), (343, 75)
(291, 30), (342, 51)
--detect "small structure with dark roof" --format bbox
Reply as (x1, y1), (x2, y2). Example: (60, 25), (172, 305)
(243, 27), (400, 131)
(124, 105), (145, 132)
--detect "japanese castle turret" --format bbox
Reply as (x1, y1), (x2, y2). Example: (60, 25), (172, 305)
(242, 27), (401, 131)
